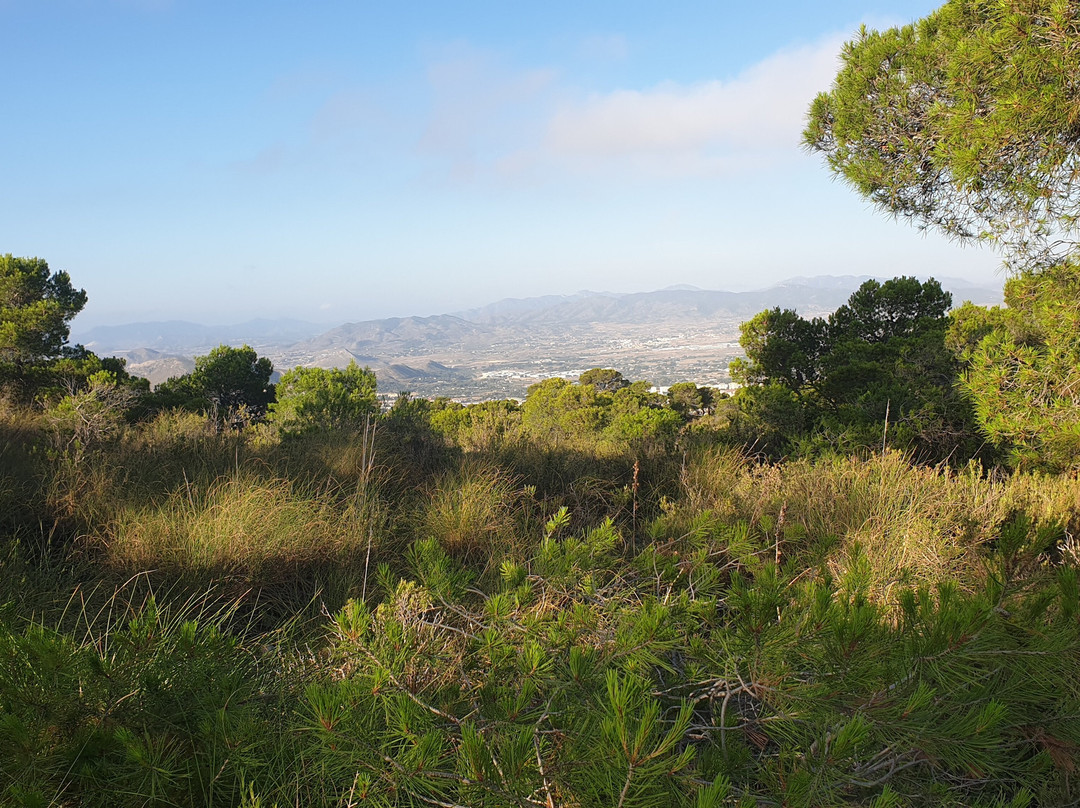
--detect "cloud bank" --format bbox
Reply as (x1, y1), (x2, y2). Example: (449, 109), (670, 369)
(227, 32), (848, 186)
(413, 33), (848, 183)
(533, 34), (846, 178)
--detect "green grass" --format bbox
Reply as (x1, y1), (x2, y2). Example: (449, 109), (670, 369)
(676, 448), (1079, 604)
(420, 459), (522, 560)
(1, 405), (1078, 806)
(105, 470), (376, 575)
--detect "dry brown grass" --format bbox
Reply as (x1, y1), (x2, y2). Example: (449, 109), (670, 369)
(680, 448), (1080, 603)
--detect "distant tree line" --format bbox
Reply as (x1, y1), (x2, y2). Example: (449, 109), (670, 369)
(4, 249), (1080, 473)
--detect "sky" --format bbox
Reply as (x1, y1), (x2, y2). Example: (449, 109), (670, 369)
(2, 0), (1004, 328)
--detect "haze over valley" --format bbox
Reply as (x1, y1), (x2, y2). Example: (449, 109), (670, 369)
(8, 1), (1080, 804)
(75, 274), (1002, 399)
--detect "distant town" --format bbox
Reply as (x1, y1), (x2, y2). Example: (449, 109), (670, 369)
(75, 276), (1002, 400)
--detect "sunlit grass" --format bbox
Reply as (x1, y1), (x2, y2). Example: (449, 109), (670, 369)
(421, 459), (520, 559)
(679, 448), (1080, 603)
(104, 470), (380, 578)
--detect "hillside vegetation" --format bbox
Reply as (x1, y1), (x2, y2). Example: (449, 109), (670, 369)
(7, 1), (1080, 803)
(3, 270), (1080, 805)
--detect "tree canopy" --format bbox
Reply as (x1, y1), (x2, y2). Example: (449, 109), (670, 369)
(269, 361), (377, 435)
(950, 263), (1080, 471)
(521, 370), (682, 452)
(731, 277), (980, 461)
(154, 345), (274, 425)
(804, 0), (1080, 467)
(192, 345), (274, 421)
(804, 0), (1080, 270)
(577, 368), (629, 393)
(0, 254), (87, 369)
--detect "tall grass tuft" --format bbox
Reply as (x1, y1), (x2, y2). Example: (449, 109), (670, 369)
(105, 470), (380, 583)
(680, 449), (1080, 602)
(0, 398), (49, 543)
(421, 459), (519, 560)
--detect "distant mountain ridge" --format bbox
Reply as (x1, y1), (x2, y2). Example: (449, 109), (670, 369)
(451, 275), (1001, 326)
(76, 275), (1002, 356)
(115, 348), (195, 389)
(74, 318), (327, 355)
(302, 315), (495, 355)
(77, 275), (1004, 398)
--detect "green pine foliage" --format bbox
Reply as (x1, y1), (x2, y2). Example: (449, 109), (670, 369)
(0, 594), (281, 807)
(2, 392), (1079, 806)
(950, 263), (1080, 471)
(804, 0), (1080, 272)
(730, 277), (983, 463)
(0, 255), (87, 372)
(150, 345), (275, 428)
(2, 261), (1080, 806)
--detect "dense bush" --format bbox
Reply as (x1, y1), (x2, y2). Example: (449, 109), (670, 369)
(269, 361), (377, 436)
(2, 242), (1080, 806)
(731, 278), (984, 463)
(2, 388), (1079, 806)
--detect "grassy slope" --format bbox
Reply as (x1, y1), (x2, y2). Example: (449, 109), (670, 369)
(1, 407), (1078, 807)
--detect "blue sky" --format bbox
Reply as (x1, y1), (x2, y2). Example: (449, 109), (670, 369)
(3, 0), (1002, 328)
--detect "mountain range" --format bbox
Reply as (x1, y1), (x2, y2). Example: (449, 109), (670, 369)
(74, 275), (1003, 399)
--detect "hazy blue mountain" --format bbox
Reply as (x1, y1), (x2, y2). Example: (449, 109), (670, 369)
(450, 275), (1001, 327)
(73, 318), (327, 355)
(79, 275), (1001, 357)
(770, 274), (1002, 307)
(451, 291), (617, 323)
(300, 315), (496, 354)
(82, 275), (1004, 397)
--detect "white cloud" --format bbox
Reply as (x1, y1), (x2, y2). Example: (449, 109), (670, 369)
(417, 46), (557, 180)
(350, 33), (848, 186)
(532, 33), (847, 178)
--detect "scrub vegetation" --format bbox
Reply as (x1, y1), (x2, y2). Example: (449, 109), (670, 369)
(3, 280), (1079, 807)
(5, 1), (1080, 804)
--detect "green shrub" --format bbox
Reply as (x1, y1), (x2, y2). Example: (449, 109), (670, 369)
(269, 361), (377, 436)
